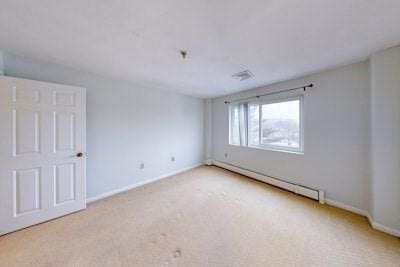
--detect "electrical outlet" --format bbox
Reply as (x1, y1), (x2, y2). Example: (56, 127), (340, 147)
(171, 156), (175, 162)
(139, 163), (144, 169)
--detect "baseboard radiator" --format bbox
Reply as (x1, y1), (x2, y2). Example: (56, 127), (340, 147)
(207, 160), (325, 204)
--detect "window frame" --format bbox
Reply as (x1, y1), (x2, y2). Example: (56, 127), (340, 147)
(248, 95), (304, 153)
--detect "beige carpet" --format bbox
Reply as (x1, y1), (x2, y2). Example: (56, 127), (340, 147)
(0, 166), (399, 267)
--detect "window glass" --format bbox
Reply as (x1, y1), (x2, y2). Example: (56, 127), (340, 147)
(261, 100), (300, 148)
(248, 103), (259, 146)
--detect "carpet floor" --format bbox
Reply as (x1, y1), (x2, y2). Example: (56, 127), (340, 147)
(0, 166), (399, 266)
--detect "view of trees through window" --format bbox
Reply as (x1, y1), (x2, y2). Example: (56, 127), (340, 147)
(231, 98), (302, 152)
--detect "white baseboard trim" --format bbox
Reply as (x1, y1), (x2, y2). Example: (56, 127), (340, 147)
(86, 163), (203, 204)
(204, 159), (213, 166)
(325, 198), (369, 217)
(210, 160), (400, 237)
(368, 216), (400, 237)
(326, 198), (400, 237)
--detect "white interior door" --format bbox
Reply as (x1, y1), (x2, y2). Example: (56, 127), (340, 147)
(0, 76), (86, 235)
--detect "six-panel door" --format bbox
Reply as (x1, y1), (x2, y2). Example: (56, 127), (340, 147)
(0, 76), (86, 235)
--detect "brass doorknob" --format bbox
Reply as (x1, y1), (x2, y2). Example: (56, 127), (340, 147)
(76, 152), (84, 157)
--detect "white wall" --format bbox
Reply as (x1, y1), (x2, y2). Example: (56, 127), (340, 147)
(211, 62), (370, 211)
(204, 99), (213, 161)
(0, 51), (4, 75)
(370, 46), (400, 231)
(2, 52), (205, 199)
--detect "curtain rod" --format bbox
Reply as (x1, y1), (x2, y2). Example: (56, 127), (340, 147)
(224, 83), (314, 104)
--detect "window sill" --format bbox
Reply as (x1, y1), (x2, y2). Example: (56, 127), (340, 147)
(229, 143), (304, 155)
(249, 145), (304, 155)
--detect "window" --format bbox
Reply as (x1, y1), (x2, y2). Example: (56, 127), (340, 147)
(229, 103), (248, 146)
(229, 96), (303, 153)
(230, 105), (240, 145)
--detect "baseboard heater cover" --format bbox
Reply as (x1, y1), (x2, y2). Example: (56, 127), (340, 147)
(211, 160), (325, 204)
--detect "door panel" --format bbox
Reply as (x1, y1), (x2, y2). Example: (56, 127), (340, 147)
(13, 109), (40, 156)
(13, 167), (41, 216)
(53, 90), (75, 106)
(53, 111), (75, 152)
(13, 86), (40, 104)
(54, 163), (75, 205)
(0, 76), (86, 235)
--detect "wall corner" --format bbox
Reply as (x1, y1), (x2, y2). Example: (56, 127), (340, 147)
(204, 98), (213, 160)
(0, 50), (4, 75)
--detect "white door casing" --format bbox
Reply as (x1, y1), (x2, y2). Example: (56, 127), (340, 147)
(0, 76), (86, 235)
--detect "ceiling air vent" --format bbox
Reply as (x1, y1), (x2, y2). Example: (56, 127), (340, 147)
(232, 69), (254, 81)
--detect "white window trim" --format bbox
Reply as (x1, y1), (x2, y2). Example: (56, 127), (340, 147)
(249, 95), (304, 153)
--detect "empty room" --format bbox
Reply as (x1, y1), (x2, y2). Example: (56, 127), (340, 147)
(0, 0), (399, 266)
